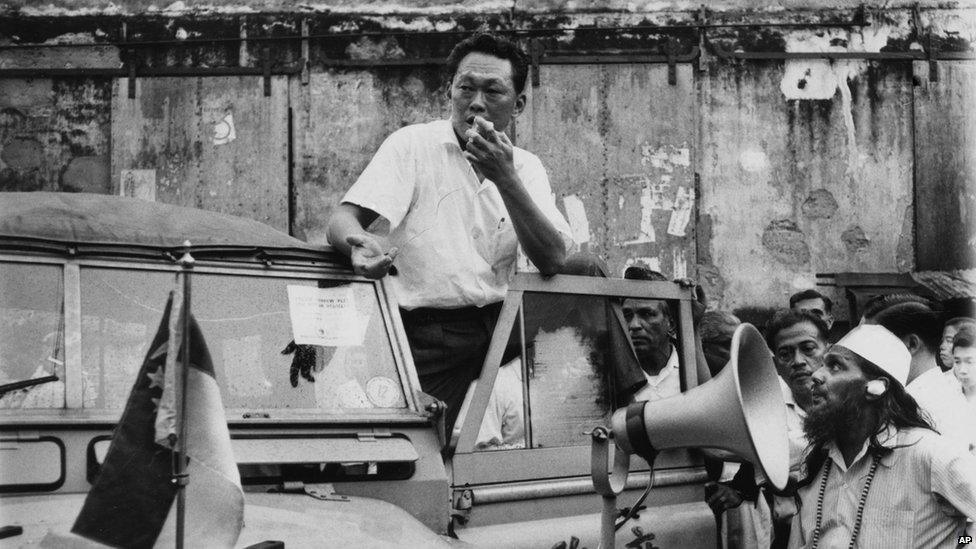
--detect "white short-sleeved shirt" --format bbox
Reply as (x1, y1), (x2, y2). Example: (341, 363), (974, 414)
(633, 345), (681, 402)
(341, 120), (574, 310)
(907, 367), (970, 449)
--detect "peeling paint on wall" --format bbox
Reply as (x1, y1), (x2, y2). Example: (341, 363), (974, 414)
(622, 179), (658, 245)
(801, 188), (838, 219)
(761, 219), (811, 265)
(667, 186), (694, 237)
(562, 193), (591, 245)
(120, 169), (157, 201)
(672, 248), (687, 280)
(641, 144), (690, 173)
(841, 225), (870, 253)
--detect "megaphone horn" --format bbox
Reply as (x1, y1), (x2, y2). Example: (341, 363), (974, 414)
(610, 323), (789, 490)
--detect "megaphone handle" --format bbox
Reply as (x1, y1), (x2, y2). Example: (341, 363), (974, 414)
(591, 427), (629, 549)
(591, 427), (629, 496)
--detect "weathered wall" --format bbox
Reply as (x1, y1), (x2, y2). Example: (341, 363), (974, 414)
(519, 64), (697, 278)
(0, 78), (111, 193)
(0, 2), (974, 321)
(700, 58), (915, 314)
(112, 76), (289, 229)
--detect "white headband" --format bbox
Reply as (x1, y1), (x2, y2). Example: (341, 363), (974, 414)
(833, 324), (911, 386)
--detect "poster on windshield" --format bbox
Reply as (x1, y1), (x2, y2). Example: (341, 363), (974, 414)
(286, 285), (365, 347)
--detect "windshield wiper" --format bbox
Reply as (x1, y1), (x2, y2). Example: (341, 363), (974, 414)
(0, 375), (59, 397)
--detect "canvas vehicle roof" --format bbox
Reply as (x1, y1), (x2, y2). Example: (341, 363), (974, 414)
(0, 192), (343, 263)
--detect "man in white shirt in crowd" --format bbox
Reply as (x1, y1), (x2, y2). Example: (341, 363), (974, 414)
(864, 298), (970, 446)
(326, 33), (573, 434)
(789, 324), (976, 549)
(789, 289), (834, 332)
(620, 266), (681, 402)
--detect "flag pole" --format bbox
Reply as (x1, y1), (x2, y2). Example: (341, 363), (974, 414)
(175, 241), (195, 549)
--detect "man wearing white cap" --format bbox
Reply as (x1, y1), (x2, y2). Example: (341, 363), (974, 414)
(788, 324), (976, 549)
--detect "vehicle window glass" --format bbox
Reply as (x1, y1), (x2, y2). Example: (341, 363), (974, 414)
(475, 291), (684, 450)
(0, 262), (65, 409)
(79, 268), (407, 416)
(80, 269), (171, 409)
(522, 292), (615, 448)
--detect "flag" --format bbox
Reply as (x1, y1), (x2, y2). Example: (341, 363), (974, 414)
(72, 279), (244, 548)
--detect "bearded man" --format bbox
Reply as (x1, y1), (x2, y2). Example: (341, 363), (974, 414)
(789, 324), (976, 548)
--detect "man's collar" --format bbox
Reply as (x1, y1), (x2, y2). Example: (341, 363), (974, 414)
(825, 423), (902, 472)
(643, 345), (679, 385)
(906, 365), (941, 390)
(435, 119), (463, 147)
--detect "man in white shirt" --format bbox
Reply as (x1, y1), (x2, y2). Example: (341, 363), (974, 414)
(326, 33), (573, 434)
(789, 289), (834, 332)
(620, 266), (681, 402)
(865, 298), (970, 446)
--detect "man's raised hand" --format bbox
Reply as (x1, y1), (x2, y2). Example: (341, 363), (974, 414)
(346, 233), (398, 279)
(463, 116), (517, 186)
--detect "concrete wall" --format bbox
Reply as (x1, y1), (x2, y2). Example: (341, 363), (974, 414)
(1, 1), (974, 321)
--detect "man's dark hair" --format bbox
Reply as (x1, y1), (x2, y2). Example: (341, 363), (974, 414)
(445, 33), (530, 94)
(623, 265), (668, 282)
(945, 316), (976, 332)
(795, 353), (932, 494)
(788, 289), (833, 314)
(861, 292), (932, 322)
(764, 309), (829, 351)
(622, 265), (674, 323)
(953, 324), (976, 351)
(869, 300), (942, 354)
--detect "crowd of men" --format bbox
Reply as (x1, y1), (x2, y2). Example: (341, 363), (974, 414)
(320, 31), (976, 548)
(705, 290), (976, 548)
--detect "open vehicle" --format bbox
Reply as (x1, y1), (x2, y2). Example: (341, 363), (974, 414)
(0, 192), (718, 547)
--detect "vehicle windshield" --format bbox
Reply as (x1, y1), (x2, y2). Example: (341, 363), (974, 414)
(0, 260), (411, 419)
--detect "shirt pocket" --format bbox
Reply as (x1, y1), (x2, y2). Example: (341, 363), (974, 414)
(488, 217), (517, 272)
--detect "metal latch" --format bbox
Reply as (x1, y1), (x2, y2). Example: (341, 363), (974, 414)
(304, 483), (350, 503)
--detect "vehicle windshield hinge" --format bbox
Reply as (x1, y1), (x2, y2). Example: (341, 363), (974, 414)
(304, 483), (350, 503)
(451, 489), (473, 525)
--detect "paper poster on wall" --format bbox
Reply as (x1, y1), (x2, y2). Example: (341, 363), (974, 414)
(286, 285), (366, 347)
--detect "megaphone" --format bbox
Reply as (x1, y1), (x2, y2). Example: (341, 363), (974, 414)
(610, 323), (789, 490)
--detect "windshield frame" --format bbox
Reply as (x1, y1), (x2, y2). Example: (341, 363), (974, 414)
(0, 251), (425, 425)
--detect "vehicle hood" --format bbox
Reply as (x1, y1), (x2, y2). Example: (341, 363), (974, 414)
(1, 492), (467, 548)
